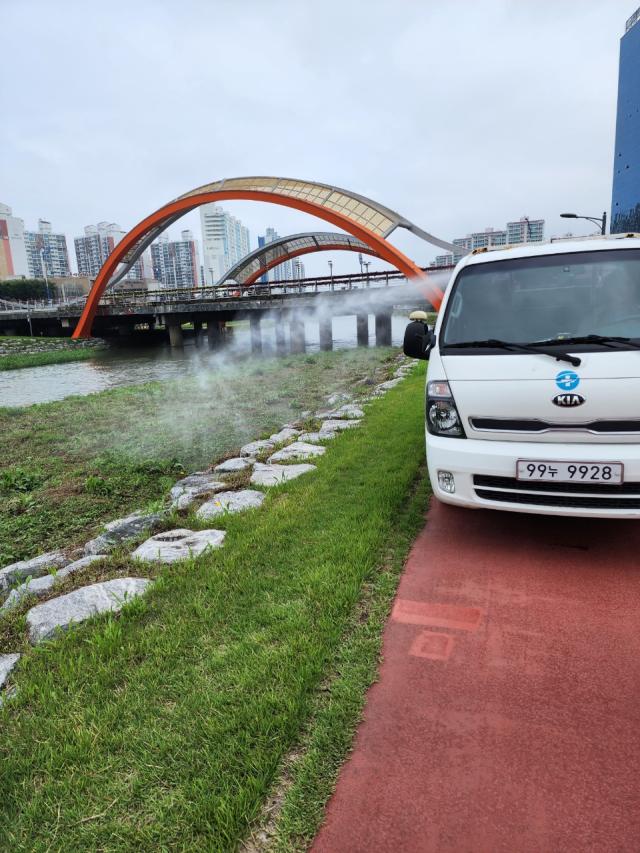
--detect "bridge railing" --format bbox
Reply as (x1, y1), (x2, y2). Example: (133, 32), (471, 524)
(98, 269), (408, 309)
(0, 265), (441, 315)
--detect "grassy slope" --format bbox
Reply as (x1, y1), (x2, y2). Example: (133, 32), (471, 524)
(0, 347), (104, 371)
(0, 365), (427, 852)
(0, 349), (393, 565)
(0, 336), (105, 371)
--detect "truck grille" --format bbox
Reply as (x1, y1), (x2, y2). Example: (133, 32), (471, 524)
(469, 418), (640, 434)
(473, 475), (640, 510)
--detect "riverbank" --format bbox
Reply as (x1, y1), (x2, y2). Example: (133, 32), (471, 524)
(0, 335), (105, 371)
(0, 347), (398, 566)
(0, 360), (428, 850)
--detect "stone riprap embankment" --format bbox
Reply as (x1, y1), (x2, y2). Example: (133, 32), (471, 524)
(0, 337), (103, 358)
(0, 355), (417, 702)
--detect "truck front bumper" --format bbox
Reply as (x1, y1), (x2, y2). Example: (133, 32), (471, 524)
(427, 433), (640, 519)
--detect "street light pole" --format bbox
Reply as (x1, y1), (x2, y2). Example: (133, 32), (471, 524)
(328, 259), (333, 291)
(560, 211), (607, 235)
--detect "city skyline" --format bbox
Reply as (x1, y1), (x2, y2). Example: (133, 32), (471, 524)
(1, 1), (629, 278)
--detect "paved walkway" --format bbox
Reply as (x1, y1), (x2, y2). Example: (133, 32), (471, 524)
(312, 500), (640, 852)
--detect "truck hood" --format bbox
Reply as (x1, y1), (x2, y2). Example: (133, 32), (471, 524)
(441, 351), (640, 444)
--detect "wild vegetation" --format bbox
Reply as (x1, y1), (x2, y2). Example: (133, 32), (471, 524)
(0, 348), (396, 565)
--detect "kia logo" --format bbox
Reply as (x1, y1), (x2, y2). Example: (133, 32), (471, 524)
(552, 393), (585, 407)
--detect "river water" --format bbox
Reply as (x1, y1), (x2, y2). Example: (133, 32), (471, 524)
(0, 314), (409, 408)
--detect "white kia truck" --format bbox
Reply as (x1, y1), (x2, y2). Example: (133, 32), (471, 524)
(404, 235), (640, 518)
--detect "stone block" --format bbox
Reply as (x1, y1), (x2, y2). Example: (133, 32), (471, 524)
(269, 427), (300, 445)
(196, 490), (265, 519)
(214, 457), (254, 473)
(84, 512), (163, 556)
(0, 654), (20, 689)
(250, 463), (316, 487)
(0, 552), (70, 595)
(319, 419), (362, 434)
(240, 439), (275, 457)
(26, 578), (151, 644)
(267, 442), (326, 463)
(1, 555), (106, 613)
(169, 473), (227, 510)
(132, 528), (225, 563)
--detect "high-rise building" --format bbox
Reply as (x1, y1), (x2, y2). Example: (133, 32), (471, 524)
(74, 221), (145, 281)
(0, 203), (28, 278)
(151, 230), (201, 288)
(291, 257), (306, 280)
(430, 217), (544, 266)
(611, 7), (640, 232)
(257, 227), (293, 283)
(200, 204), (250, 284)
(506, 217), (544, 245)
(24, 219), (71, 278)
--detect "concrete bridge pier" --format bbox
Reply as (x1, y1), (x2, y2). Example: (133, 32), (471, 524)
(274, 313), (287, 355)
(250, 314), (263, 354)
(319, 315), (333, 351)
(193, 319), (203, 345)
(290, 316), (306, 354)
(356, 313), (369, 347)
(375, 312), (392, 347)
(207, 318), (224, 349)
(167, 320), (184, 348)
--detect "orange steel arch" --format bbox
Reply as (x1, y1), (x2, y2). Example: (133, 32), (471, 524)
(240, 243), (381, 286)
(73, 189), (442, 338)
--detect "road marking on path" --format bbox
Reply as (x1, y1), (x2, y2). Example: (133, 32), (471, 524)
(392, 599), (483, 632)
(409, 631), (455, 661)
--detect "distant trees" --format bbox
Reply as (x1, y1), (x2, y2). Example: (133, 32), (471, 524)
(0, 279), (49, 301)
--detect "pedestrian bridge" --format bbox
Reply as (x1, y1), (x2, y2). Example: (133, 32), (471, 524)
(71, 175), (454, 339)
(0, 267), (447, 352)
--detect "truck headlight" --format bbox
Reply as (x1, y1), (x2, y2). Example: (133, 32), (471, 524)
(426, 381), (466, 438)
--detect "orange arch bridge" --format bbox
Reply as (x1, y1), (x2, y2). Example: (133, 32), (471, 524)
(219, 231), (381, 287)
(73, 177), (454, 338)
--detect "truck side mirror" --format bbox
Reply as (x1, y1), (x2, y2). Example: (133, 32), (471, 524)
(403, 320), (433, 360)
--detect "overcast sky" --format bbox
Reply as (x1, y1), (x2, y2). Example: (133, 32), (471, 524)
(0, 0), (633, 275)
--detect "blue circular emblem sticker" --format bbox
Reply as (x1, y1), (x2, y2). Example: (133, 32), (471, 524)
(556, 370), (580, 391)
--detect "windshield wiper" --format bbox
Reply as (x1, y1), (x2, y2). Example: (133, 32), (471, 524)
(442, 338), (581, 367)
(533, 334), (640, 351)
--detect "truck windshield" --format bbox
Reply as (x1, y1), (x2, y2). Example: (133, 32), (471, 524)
(441, 249), (640, 349)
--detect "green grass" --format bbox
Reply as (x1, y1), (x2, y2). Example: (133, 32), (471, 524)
(0, 348), (395, 565)
(0, 364), (427, 851)
(0, 346), (105, 371)
(0, 335), (105, 371)
(266, 469), (429, 852)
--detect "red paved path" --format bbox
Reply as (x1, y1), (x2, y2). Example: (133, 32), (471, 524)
(312, 500), (640, 852)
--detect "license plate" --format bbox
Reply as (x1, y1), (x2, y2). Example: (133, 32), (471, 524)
(516, 460), (624, 484)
